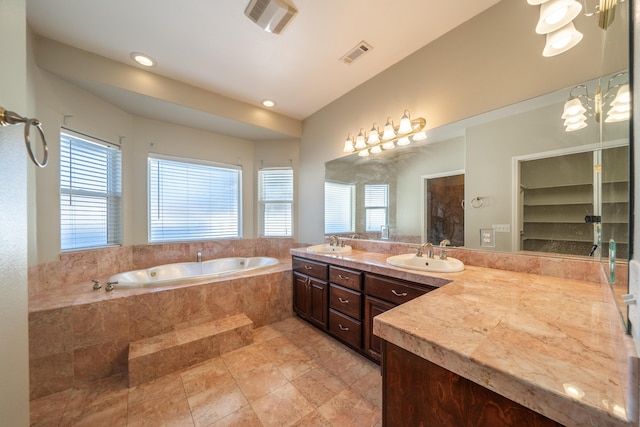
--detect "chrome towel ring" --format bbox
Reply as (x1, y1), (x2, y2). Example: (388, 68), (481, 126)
(0, 106), (49, 168)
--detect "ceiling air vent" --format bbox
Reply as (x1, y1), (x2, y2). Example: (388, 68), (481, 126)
(340, 41), (373, 64)
(245, 0), (298, 35)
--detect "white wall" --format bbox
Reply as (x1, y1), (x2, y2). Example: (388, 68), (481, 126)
(298, 0), (609, 244)
(0, 0), (30, 424)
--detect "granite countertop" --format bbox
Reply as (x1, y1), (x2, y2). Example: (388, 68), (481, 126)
(290, 248), (636, 427)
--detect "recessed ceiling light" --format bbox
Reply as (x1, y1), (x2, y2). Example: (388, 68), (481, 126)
(130, 52), (156, 67)
(262, 99), (276, 108)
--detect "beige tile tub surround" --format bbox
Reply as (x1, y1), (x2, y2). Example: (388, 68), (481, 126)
(292, 247), (636, 426)
(28, 238), (298, 400)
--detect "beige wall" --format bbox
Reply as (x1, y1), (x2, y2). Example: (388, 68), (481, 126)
(298, 0), (609, 244)
(0, 0), (30, 424)
(33, 68), (300, 263)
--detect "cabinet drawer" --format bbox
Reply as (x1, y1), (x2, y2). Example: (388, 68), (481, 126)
(330, 284), (362, 320)
(329, 309), (362, 349)
(292, 257), (328, 281)
(365, 274), (434, 305)
(329, 266), (362, 291)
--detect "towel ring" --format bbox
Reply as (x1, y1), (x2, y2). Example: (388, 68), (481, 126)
(1, 107), (49, 168)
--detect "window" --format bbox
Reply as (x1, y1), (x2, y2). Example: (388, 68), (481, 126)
(324, 181), (355, 234)
(364, 184), (389, 232)
(148, 155), (241, 242)
(258, 168), (293, 237)
(60, 131), (122, 251)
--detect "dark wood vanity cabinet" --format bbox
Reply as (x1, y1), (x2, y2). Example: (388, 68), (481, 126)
(328, 266), (363, 349)
(292, 257), (329, 330)
(364, 274), (436, 361)
(382, 341), (564, 427)
(292, 256), (439, 362)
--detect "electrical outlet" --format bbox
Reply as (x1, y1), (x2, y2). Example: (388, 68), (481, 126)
(492, 224), (510, 233)
(480, 228), (495, 247)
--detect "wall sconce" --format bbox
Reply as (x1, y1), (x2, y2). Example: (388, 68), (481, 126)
(561, 72), (630, 131)
(527, 0), (623, 57)
(343, 110), (427, 157)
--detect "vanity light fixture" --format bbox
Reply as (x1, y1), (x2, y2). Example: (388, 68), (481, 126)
(342, 110), (427, 156)
(130, 52), (156, 67)
(527, 0), (624, 57)
(561, 72), (630, 131)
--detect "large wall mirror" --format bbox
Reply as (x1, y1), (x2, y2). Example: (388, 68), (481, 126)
(324, 0), (631, 326)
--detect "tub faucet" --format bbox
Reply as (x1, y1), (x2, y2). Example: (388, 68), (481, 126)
(197, 252), (202, 262)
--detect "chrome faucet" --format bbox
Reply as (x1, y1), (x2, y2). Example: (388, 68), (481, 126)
(197, 252), (202, 263)
(439, 239), (450, 260)
(416, 242), (434, 258)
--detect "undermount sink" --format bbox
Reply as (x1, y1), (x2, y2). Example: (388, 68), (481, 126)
(386, 253), (464, 273)
(306, 244), (352, 254)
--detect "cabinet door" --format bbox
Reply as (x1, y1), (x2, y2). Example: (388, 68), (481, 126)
(293, 272), (310, 319)
(364, 295), (396, 362)
(309, 278), (328, 329)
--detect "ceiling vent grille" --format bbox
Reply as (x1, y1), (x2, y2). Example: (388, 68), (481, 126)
(340, 41), (373, 64)
(245, 0), (298, 35)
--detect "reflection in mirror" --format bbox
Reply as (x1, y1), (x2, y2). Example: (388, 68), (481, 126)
(325, 72), (630, 257)
(425, 172), (464, 247)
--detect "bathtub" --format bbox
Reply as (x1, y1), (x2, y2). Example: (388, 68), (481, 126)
(108, 256), (279, 288)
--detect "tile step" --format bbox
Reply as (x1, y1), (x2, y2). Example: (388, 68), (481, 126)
(128, 313), (253, 386)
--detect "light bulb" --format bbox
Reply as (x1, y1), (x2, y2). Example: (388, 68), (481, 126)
(343, 135), (355, 152)
(367, 124), (380, 144)
(354, 129), (367, 149)
(398, 110), (412, 134)
(382, 117), (396, 140)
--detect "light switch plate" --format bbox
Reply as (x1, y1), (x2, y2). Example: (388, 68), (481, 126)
(492, 224), (510, 233)
(480, 228), (495, 247)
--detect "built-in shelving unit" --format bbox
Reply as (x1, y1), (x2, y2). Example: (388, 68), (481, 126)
(520, 147), (629, 257)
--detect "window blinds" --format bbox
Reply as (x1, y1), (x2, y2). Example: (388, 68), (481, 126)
(364, 184), (389, 232)
(258, 168), (293, 237)
(60, 131), (122, 251)
(324, 181), (355, 234)
(148, 155), (241, 242)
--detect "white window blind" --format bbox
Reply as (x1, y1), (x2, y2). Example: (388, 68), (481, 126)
(365, 184), (389, 232)
(324, 181), (355, 234)
(258, 168), (293, 237)
(148, 155), (241, 242)
(60, 131), (122, 251)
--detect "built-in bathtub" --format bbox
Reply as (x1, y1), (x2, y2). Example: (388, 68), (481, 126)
(108, 256), (279, 288)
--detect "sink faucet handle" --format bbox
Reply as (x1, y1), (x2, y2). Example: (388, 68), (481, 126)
(439, 249), (448, 260)
(91, 279), (102, 290)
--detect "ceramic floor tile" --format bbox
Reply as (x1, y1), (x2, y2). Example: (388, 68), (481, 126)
(234, 362), (289, 402)
(221, 344), (271, 377)
(29, 388), (72, 426)
(29, 316), (383, 427)
(187, 381), (249, 427)
(209, 404), (263, 427)
(251, 382), (315, 427)
(317, 388), (382, 427)
(290, 367), (348, 407)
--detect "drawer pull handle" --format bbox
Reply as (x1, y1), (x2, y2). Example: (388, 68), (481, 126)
(338, 297), (349, 304)
(338, 324), (349, 331)
(392, 289), (408, 297)
(304, 265), (313, 270)
(338, 274), (350, 280)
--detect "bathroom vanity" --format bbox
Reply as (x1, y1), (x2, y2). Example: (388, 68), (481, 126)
(290, 247), (635, 427)
(292, 254), (447, 362)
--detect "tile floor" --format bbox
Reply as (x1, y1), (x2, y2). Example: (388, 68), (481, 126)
(30, 316), (382, 426)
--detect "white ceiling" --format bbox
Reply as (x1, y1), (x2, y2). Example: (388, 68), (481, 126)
(26, 0), (501, 137)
